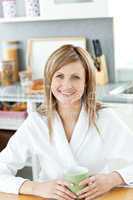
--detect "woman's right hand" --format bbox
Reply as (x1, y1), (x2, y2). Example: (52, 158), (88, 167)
(33, 180), (77, 200)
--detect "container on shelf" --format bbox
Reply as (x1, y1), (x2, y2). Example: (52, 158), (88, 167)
(0, 60), (16, 86)
(24, 0), (40, 17)
(2, 41), (19, 81)
(2, 0), (17, 18)
(19, 70), (32, 93)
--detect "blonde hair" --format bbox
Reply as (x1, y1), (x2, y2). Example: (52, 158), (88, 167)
(38, 44), (102, 135)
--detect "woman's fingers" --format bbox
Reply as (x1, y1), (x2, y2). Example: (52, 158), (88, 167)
(53, 180), (77, 200)
(57, 180), (70, 187)
(56, 184), (77, 199)
(77, 176), (98, 199)
(54, 189), (74, 200)
(78, 173), (115, 200)
(79, 176), (96, 186)
(78, 188), (98, 199)
(78, 182), (96, 196)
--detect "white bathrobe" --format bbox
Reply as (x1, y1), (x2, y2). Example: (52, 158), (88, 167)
(0, 105), (133, 194)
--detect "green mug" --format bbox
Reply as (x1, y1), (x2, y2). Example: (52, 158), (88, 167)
(64, 167), (89, 194)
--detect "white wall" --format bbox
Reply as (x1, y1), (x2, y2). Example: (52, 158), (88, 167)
(113, 1), (133, 70)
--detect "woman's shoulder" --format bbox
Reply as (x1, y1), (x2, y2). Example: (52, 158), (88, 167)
(28, 110), (47, 118)
(97, 105), (115, 119)
(25, 110), (48, 126)
(96, 105), (123, 129)
(18, 111), (49, 139)
(96, 105), (133, 142)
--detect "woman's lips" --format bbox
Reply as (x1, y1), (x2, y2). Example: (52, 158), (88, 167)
(58, 90), (75, 96)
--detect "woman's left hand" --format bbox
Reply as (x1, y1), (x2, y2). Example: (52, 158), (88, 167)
(77, 173), (123, 200)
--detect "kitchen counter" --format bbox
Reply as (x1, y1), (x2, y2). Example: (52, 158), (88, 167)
(97, 82), (133, 104)
(1, 188), (133, 200)
(0, 82), (132, 104)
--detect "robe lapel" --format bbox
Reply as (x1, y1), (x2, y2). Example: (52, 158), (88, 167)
(52, 111), (78, 171)
(70, 105), (90, 156)
(52, 104), (89, 170)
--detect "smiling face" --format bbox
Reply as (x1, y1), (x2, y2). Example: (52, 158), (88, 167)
(51, 61), (85, 107)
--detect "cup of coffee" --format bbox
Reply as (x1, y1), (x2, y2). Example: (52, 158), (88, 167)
(64, 166), (89, 194)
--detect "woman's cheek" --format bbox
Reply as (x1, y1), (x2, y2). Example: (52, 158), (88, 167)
(77, 82), (85, 93)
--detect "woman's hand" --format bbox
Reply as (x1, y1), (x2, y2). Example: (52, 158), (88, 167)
(33, 179), (77, 200)
(77, 172), (124, 200)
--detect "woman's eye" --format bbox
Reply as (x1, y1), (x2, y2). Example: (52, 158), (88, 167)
(56, 74), (64, 79)
(72, 76), (80, 79)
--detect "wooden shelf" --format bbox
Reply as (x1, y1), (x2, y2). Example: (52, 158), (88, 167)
(0, 16), (51, 23)
(0, 15), (112, 24)
(0, 16), (85, 23)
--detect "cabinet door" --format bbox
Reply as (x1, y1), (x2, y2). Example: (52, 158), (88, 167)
(40, 0), (110, 20)
(104, 103), (133, 132)
(0, 130), (14, 151)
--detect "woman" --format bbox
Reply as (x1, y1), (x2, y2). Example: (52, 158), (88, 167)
(0, 44), (133, 200)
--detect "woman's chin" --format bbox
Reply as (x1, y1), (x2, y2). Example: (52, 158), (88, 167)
(57, 98), (80, 106)
(58, 100), (73, 106)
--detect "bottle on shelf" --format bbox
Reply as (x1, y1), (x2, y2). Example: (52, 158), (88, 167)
(2, 41), (19, 82)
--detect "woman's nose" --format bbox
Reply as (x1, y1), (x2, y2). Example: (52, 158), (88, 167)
(62, 79), (72, 90)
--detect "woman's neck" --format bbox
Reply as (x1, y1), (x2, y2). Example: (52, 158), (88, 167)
(57, 101), (82, 123)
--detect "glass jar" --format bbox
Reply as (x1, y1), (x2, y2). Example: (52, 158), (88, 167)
(2, 0), (17, 18)
(2, 41), (19, 82)
(25, 0), (40, 17)
(19, 70), (32, 92)
(0, 60), (16, 86)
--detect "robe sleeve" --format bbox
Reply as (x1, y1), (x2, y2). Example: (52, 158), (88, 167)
(0, 114), (33, 194)
(100, 108), (133, 185)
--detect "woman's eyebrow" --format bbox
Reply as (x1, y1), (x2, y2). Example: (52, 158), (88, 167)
(55, 72), (64, 75)
(55, 72), (80, 76)
(71, 73), (80, 75)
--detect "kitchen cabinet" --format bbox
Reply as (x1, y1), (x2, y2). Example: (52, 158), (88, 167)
(0, 130), (14, 151)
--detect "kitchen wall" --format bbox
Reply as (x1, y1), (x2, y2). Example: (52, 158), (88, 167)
(0, 18), (115, 82)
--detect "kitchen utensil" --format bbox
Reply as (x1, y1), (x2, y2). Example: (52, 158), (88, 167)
(92, 39), (102, 71)
(92, 39), (108, 85)
(93, 39), (102, 57)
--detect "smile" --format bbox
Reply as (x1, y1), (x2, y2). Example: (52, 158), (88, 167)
(58, 91), (75, 96)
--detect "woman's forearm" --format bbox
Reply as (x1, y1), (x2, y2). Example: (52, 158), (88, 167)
(19, 180), (38, 196)
(109, 172), (125, 187)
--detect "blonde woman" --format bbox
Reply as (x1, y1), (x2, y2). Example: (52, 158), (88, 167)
(0, 45), (133, 200)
